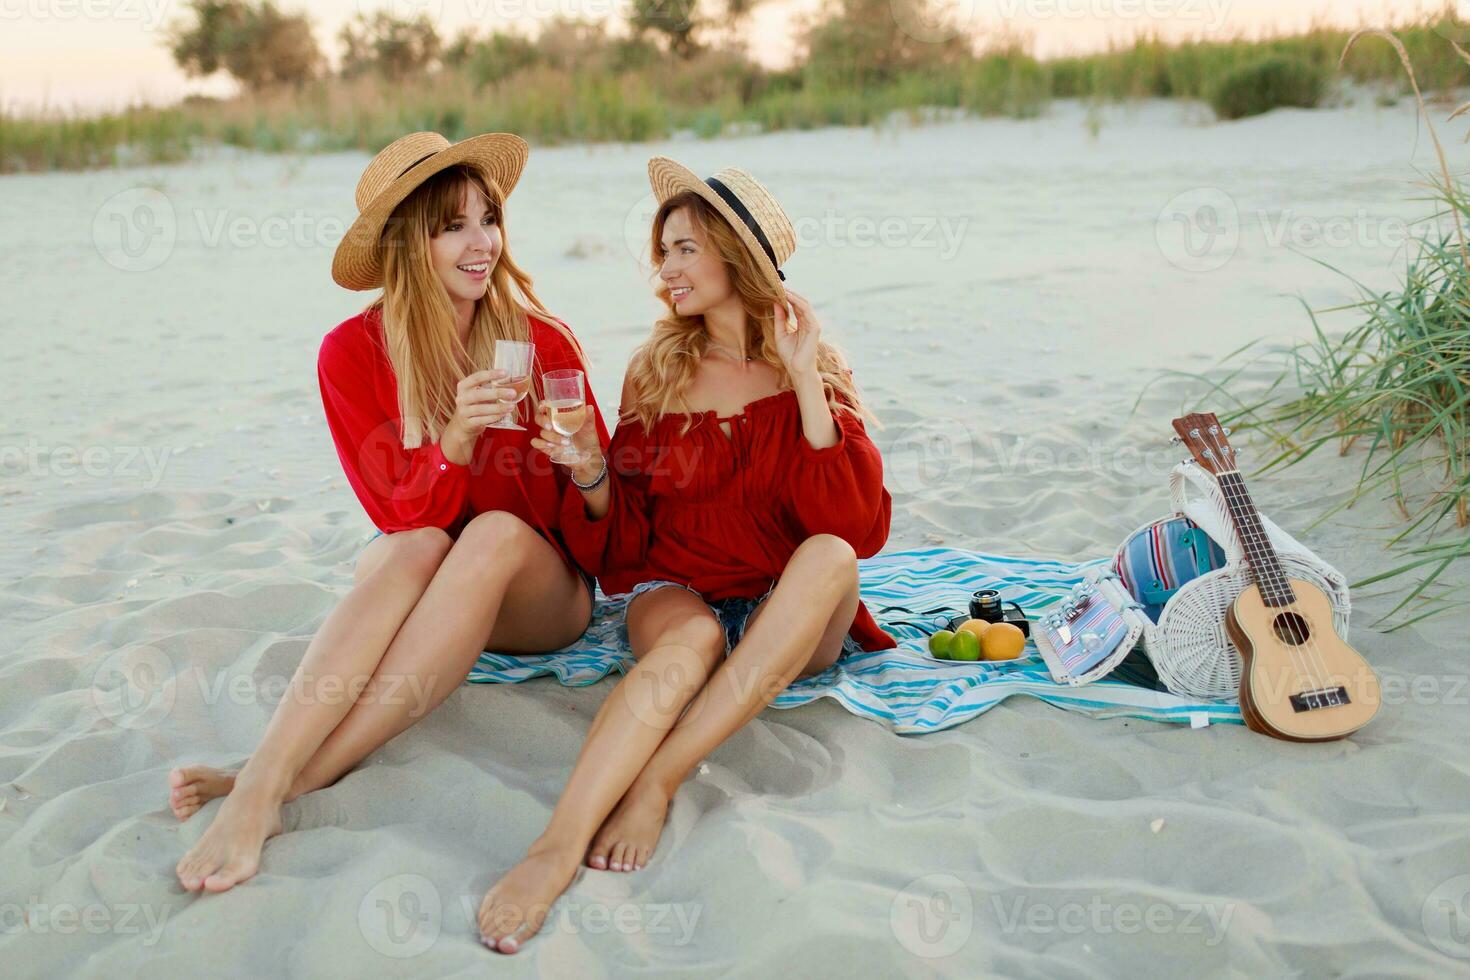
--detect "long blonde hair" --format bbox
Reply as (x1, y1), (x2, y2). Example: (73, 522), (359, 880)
(622, 191), (874, 433)
(367, 163), (583, 448)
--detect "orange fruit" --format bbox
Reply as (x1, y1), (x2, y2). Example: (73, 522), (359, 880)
(955, 619), (991, 642)
(979, 622), (1026, 661)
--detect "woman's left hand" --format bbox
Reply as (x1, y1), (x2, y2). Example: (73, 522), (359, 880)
(773, 290), (821, 380)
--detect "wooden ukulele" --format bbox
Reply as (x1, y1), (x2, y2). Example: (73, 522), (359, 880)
(1172, 412), (1380, 741)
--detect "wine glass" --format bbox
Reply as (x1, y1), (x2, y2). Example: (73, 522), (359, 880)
(542, 369), (588, 465)
(487, 339), (533, 431)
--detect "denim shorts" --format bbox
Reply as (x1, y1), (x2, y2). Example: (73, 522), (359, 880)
(622, 579), (863, 660)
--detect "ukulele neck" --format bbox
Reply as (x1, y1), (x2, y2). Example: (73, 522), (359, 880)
(1215, 469), (1297, 607)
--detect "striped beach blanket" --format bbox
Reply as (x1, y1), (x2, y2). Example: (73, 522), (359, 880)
(466, 547), (1244, 734)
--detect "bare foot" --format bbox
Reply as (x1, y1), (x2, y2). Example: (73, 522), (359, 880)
(585, 782), (671, 873)
(175, 785), (283, 893)
(478, 846), (582, 954)
(169, 765), (238, 821)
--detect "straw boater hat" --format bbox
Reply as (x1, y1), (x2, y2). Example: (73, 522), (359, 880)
(647, 157), (795, 302)
(332, 131), (529, 291)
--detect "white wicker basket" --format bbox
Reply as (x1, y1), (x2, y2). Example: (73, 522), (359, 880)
(1139, 462), (1352, 701)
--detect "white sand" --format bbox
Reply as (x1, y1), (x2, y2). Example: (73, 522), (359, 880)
(3, 97), (1469, 975)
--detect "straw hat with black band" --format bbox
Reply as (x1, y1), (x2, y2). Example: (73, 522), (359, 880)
(647, 157), (796, 303)
(332, 131), (529, 292)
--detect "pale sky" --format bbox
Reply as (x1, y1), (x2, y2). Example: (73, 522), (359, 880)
(0, 0), (1445, 114)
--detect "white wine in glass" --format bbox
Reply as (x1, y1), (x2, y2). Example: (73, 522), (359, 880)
(542, 369), (588, 465)
(488, 339), (533, 431)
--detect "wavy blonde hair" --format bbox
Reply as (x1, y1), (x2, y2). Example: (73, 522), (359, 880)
(366, 163), (584, 448)
(622, 191), (874, 433)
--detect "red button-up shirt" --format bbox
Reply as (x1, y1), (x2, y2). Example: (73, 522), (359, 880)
(318, 308), (610, 567)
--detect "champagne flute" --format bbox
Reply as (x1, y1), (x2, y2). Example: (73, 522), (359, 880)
(542, 369), (588, 465)
(487, 339), (533, 431)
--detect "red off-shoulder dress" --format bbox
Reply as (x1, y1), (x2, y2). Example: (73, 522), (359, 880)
(561, 388), (895, 651)
(318, 308), (610, 568)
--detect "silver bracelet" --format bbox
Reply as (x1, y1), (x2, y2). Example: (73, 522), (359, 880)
(571, 455), (609, 492)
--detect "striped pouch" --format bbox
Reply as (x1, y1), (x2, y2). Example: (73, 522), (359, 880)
(1111, 515), (1227, 623)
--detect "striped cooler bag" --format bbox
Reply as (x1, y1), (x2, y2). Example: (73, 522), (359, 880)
(1112, 515), (1228, 623)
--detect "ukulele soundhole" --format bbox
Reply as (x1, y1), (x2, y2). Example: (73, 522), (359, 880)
(1270, 611), (1311, 646)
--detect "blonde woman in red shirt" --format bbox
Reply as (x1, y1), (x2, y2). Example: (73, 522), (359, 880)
(477, 159), (891, 953)
(170, 133), (611, 894)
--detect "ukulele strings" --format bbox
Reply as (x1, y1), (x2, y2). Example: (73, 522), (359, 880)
(1204, 422), (1336, 704)
(1201, 422), (1336, 704)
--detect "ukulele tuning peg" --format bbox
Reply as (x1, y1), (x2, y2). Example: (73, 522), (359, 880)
(1222, 426), (1232, 436)
(1169, 435), (1183, 445)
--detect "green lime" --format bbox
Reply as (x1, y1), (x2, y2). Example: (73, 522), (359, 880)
(928, 629), (955, 659)
(950, 631), (981, 661)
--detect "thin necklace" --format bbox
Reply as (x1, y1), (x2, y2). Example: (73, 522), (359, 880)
(706, 341), (754, 362)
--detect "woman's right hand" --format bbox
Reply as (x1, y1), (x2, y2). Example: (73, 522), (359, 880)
(442, 369), (515, 464)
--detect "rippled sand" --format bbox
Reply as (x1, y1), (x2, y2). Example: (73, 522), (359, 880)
(3, 98), (1468, 975)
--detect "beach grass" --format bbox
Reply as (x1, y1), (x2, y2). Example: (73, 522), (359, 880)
(1173, 30), (1470, 629)
(4, 11), (1468, 174)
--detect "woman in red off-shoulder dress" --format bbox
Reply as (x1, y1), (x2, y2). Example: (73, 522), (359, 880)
(478, 159), (891, 955)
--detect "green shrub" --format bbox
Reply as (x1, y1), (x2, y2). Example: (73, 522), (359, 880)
(1208, 57), (1326, 120)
